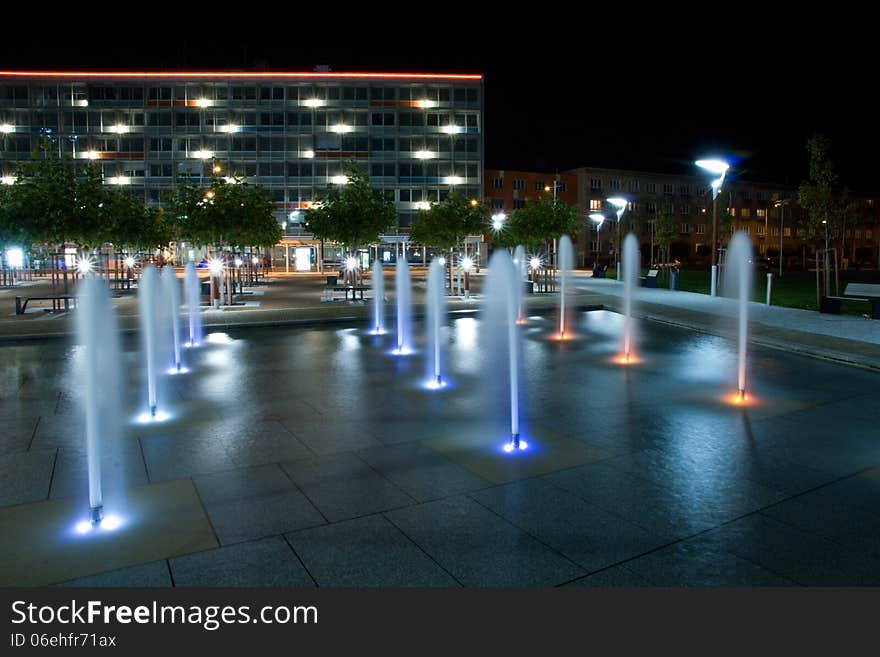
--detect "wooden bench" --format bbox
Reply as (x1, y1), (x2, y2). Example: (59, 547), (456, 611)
(641, 269), (660, 288)
(820, 283), (880, 318)
(15, 295), (77, 315)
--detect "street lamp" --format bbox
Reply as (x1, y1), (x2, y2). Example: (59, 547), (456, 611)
(696, 158), (730, 296)
(589, 213), (606, 270)
(491, 212), (507, 232)
(773, 198), (790, 277)
(607, 197), (628, 279)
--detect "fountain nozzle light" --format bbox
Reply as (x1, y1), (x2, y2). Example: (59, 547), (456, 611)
(90, 505), (104, 526)
(738, 389), (746, 401)
(511, 433), (520, 449)
(150, 405), (157, 418)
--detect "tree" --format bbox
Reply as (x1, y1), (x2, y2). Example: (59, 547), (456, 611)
(495, 194), (579, 252)
(653, 203), (677, 267)
(409, 191), (486, 250)
(305, 161), (396, 252)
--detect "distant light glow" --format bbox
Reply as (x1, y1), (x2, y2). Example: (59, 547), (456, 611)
(124, 256), (135, 268)
(195, 97), (212, 108)
(76, 255), (94, 274)
(303, 150), (315, 158)
(207, 258), (224, 275)
(441, 125), (463, 134)
(390, 347), (414, 356)
(725, 390), (756, 406)
(135, 410), (171, 423)
(445, 175), (464, 185)
(85, 150), (99, 160)
(414, 201), (431, 210)
(303, 98), (325, 107)
(251, 256), (259, 265)
(107, 123), (129, 134)
(437, 257), (446, 266)
(0, 123), (13, 133)
(331, 175), (350, 185)
(166, 366), (190, 375)
(416, 99), (438, 108)
(212, 165), (222, 173)
(491, 212), (506, 231)
(612, 353), (641, 365)
(234, 258), (243, 267)
(329, 124), (353, 133)
(6, 247), (24, 268)
(193, 150), (214, 159)
(107, 176), (130, 185)
(0, 175), (15, 185)
(529, 256), (542, 271)
(460, 256), (473, 272)
(424, 379), (448, 390)
(414, 149), (435, 159)
(345, 256), (358, 271)
(218, 124), (239, 133)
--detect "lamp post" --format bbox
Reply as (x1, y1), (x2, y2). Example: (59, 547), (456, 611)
(696, 158), (730, 296)
(607, 197), (628, 279)
(774, 198), (790, 277)
(589, 213), (606, 271)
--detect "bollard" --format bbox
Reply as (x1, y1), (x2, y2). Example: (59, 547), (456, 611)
(766, 272), (773, 306)
(710, 265), (718, 297)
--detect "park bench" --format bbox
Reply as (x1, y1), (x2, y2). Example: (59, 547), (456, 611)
(321, 285), (370, 302)
(15, 294), (77, 315)
(819, 283), (880, 318)
(641, 269), (660, 288)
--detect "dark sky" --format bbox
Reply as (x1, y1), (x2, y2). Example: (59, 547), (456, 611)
(2, 22), (874, 190)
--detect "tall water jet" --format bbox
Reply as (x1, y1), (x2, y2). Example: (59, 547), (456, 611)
(425, 259), (446, 387)
(371, 259), (385, 334)
(138, 265), (162, 417)
(394, 256), (412, 354)
(184, 262), (203, 347)
(484, 250), (525, 451)
(76, 277), (121, 525)
(621, 233), (640, 361)
(162, 265), (184, 372)
(724, 232), (753, 400)
(514, 244), (527, 323)
(557, 235), (574, 339)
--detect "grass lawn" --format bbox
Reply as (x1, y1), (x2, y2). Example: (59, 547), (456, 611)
(604, 266), (880, 314)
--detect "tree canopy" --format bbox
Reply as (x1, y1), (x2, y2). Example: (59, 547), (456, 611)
(409, 191), (486, 249)
(304, 161), (396, 249)
(494, 194), (579, 249)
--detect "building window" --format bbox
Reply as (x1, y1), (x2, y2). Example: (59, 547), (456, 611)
(757, 191), (767, 201)
(557, 181), (567, 192)
(647, 201), (657, 213)
(729, 208), (736, 217)
(513, 178), (525, 190)
(742, 225), (750, 234)
(741, 208), (751, 218)
(756, 223), (766, 235)
(535, 180), (544, 191)
(867, 230), (873, 239)
(491, 177), (503, 189)
(609, 179), (621, 191)
(663, 183), (674, 196)
(646, 182), (656, 194)
(783, 227), (792, 237)
(679, 185), (690, 197)
(679, 223), (691, 234)
(756, 208), (766, 218)
(513, 199), (526, 209)
(695, 224), (705, 235)
(589, 199), (602, 210)
(491, 198), (504, 209)
(680, 204), (690, 215)
(770, 226), (779, 237)
(628, 180), (640, 193)
(855, 229), (862, 239)
(590, 178), (602, 190)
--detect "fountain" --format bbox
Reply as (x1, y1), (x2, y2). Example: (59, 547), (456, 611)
(394, 256), (412, 355)
(76, 277), (122, 525)
(484, 250), (526, 452)
(162, 265), (184, 372)
(556, 235), (573, 339)
(425, 259), (446, 388)
(371, 259), (385, 334)
(514, 244), (527, 323)
(184, 262), (203, 347)
(621, 233), (640, 361)
(724, 232), (753, 400)
(138, 265), (163, 417)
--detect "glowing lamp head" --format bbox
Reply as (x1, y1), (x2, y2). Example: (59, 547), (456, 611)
(460, 256), (473, 272)
(529, 256), (542, 271)
(696, 159), (730, 198)
(124, 256), (135, 268)
(470, 199), (479, 207)
(491, 212), (507, 231)
(208, 258), (224, 275)
(251, 256), (259, 265)
(345, 256), (358, 271)
(6, 248), (24, 268)
(607, 197), (628, 220)
(589, 213), (606, 227)
(234, 258), (243, 267)
(437, 257), (446, 266)
(76, 255), (94, 274)
(212, 165), (222, 174)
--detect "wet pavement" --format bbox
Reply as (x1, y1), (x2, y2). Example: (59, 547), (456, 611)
(2, 308), (880, 586)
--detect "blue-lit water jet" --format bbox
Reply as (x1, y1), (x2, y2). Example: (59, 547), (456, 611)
(724, 232), (753, 399)
(184, 262), (203, 347)
(394, 256), (412, 355)
(425, 258), (446, 387)
(622, 233), (640, 361)
(162, 265), (184, 372)
(556, 235), (573, 339)
(371, 259), (385, 334)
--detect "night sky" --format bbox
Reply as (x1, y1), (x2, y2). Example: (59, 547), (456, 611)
(2, 25), (874, 190)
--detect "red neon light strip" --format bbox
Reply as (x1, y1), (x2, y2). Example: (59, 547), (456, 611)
(0, 71), (482, 80)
